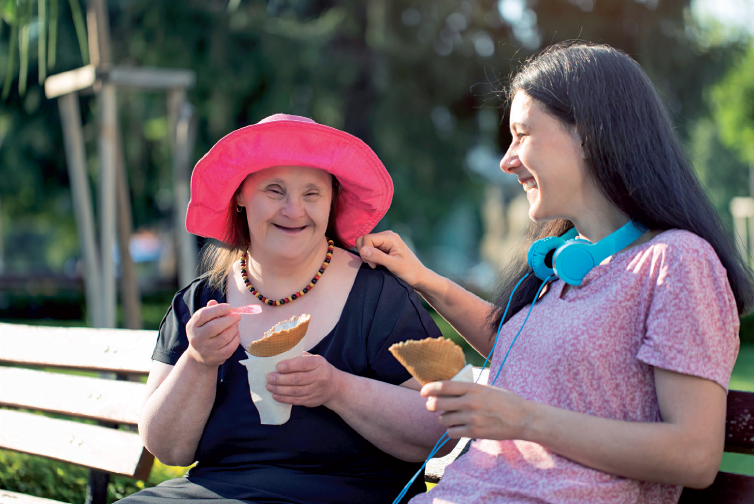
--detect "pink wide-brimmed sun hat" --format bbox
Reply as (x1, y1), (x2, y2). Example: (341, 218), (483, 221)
(186, 114), (393, 248)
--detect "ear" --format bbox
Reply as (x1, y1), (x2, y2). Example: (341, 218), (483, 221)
(234, 190), (244, 208)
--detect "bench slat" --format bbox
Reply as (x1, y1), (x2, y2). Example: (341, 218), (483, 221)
(0, 323), (156, 374)
(0, 409), (154, 480)
(0, 368), (145, 424)
(678, 471), (754, 504)
(725, 390), (754, 455)
(0, 489), (68, 504)
(426, 438), (471, 484)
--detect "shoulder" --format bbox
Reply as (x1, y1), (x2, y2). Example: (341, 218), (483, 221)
(354, 261), (416, 299)
(632, 229), (733, 297)
(647, 229), (716, 256)
(634, 229), (722, 272)
(169, 275), (224, 318)
(334, 247), (415, 295)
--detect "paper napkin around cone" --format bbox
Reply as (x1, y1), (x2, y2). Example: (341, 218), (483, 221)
(238, 314), (311, 425)
(388, 337), (467, 386)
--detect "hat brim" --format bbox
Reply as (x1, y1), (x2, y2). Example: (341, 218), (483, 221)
(186, 119), (393, 248)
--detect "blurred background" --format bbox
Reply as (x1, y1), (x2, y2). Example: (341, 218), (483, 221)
(1, 0), (754, 498)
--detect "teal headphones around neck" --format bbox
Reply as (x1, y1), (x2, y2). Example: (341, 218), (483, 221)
(527, 220), (648, 285)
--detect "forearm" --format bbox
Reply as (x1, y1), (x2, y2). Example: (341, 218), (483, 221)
(415, 268), (496, 357)
(326, 372), (449, 462)
(524, 401), (723, 488)
(139, 355), (218, 466)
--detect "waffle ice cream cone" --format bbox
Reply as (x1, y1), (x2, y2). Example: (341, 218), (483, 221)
(248, 314), (311, 357)
(389, 337), (466, 386)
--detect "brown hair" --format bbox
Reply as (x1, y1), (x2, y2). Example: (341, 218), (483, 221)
(200, 176), (345, 292)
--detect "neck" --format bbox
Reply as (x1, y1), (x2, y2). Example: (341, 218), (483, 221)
(571, 202), (628, 244)
(244, 238), (330, 300)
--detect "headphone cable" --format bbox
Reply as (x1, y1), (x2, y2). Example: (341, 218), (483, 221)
(392, 271), (553, 504)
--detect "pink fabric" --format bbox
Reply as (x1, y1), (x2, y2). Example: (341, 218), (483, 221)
(186, 114), (393, 248)
(412, 230), (739, 504)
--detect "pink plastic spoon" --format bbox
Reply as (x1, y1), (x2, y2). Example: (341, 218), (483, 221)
(230, 304), (263, 315)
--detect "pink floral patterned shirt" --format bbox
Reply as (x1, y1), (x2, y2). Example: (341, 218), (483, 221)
(411, 230), (739, 504)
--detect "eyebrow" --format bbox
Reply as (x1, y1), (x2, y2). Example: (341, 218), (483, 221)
(510, 121), (529, 131)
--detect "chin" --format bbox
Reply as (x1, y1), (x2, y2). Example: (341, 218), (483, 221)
(528, 207), (558, 223)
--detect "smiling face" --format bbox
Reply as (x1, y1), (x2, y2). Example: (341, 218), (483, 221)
(235, 165), (333, 262)
(501, 91), (601, 224)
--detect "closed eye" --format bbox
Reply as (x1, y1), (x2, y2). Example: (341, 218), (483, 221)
(266, 185), (284, 196)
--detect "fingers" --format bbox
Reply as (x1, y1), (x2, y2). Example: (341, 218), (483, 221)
(267, 372), (317, 405)
(185, 301), (241, 366)
(421, 380), (473, 398)
(266, 355), (333, 406)
(359, 244), (397, 270)
(276, 355), (320, 373)
(215, 324), (241, 355)
(357, 231), (403, 269)
(426, 395), (471, 413)
(192, 302), (240, 330)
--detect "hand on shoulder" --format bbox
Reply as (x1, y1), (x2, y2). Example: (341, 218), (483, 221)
(356, 230), (428, 289)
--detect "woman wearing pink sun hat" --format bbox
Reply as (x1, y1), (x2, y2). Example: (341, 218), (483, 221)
(124, 115), (448, 504)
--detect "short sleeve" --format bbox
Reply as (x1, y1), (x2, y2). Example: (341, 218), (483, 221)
(364, 269), (443, 385)
(152, 278), (224, 365)
(636, 235), (740, 391)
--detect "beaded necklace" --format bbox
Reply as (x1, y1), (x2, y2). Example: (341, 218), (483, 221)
(239, 239), (334, 306)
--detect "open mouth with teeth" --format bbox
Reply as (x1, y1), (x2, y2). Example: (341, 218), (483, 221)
(522, 179), (538, 191)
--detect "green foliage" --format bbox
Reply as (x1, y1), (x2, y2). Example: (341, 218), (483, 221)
(1, 0), (746, 294)
(0, 449), (89, 503)
(689, 118), (750, 230)
(430, 310), (484, 366)
(0, 449), (191, 503)
(710, 41), (754, 166)
(0, 0), (88, 98)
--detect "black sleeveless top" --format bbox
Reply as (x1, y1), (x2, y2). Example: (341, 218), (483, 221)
(152, 263), (440, 503)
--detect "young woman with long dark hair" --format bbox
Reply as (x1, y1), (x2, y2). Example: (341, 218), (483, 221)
(357, 41), (754, 503)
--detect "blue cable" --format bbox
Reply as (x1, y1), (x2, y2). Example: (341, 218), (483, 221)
(476, 271), (531, 379)
(391, 433), (452, 504)
(392, 271), (544, 504)
(489, 274), (553, 387)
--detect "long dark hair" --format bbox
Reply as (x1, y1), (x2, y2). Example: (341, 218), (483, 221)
(200, 176), (346, 291)
(489, 40), (754, 336)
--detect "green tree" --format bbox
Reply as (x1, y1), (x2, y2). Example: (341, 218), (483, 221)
(1, 0), (731, 282)
(710, 40), (754, 168)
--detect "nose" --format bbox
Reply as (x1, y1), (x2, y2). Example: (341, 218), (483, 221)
(280, 195), (306, 219)
(500, 144), (520, 174)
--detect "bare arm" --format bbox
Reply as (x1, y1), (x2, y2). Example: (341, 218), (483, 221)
(138, 301), (241, 466)
(268, 356), (453, 462)
(424, 368), (726, 488)
(357, 231), (496, 357)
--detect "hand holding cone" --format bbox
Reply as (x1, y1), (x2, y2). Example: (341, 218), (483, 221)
(389, 337), (466, 386)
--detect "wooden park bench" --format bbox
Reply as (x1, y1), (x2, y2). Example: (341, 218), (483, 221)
(0, 322), (157, 504)
(425, 370), (754, 504)
(2, 322), (753, 503)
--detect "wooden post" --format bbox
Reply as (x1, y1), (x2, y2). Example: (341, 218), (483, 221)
(168, 88), (198, 287)
(58, 93), (103, 328)
(116, 132), (142, 329)
(98, 83), (118, 329)
(731, 197), (754, 268)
